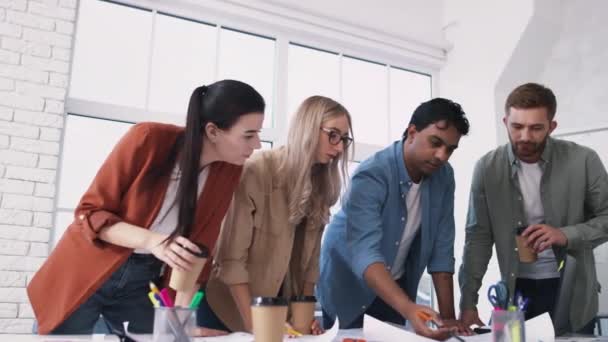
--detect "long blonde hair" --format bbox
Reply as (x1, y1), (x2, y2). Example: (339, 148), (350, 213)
(279, 96), (353, 228)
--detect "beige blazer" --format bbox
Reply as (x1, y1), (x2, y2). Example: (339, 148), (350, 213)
(206, 148), (324, 331)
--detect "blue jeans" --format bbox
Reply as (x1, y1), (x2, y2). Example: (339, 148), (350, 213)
(50, 253), (163, 335)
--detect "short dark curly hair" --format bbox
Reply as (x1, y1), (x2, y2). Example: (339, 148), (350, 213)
(402, 98), (470, 140)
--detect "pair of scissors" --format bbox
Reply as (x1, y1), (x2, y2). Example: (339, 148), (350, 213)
(487, 280), (509, 310)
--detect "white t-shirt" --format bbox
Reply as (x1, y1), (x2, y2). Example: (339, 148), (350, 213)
(517, 161), (560, 279)
(392, 181), (422, 279)
(134, 165), (210, 254)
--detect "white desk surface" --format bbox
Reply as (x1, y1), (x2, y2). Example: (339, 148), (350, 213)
(1, 331), (606, 342)
(0, 332), (360, 342)
(0, 335), (120, 341)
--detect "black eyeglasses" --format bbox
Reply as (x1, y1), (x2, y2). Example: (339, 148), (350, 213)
(320, 127), (353, 148)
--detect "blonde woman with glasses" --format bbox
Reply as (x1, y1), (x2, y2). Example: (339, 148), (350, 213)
(194, 95), (353, 336)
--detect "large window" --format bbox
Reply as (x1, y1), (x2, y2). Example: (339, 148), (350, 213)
(59, 0), (437, 309)
(70, 0), (275, 127)
(58, 0), (279, 242)
(287, 44), (340, 124)
(54, 114), (271, 245)
(147, 14), (217, 115)
(218, 28), (276, 127)
(69, 0), (152, 108)
(286, 43), (432, 162)
(54, 115), (131, 245)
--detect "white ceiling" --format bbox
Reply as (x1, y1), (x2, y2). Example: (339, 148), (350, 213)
(258, 0), (447, 48)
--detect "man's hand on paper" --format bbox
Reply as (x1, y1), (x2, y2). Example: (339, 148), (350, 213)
(459, 308), (485, 329)
(405, 303), (453, 340)
(441, 318), (473, 336)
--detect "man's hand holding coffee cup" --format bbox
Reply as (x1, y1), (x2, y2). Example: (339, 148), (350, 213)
(521, 224), (567, 253)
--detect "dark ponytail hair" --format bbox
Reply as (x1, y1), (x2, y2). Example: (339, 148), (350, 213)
(167, 80), (265, 243)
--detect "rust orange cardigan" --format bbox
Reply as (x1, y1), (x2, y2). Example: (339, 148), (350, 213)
(27, 122), (243, 334)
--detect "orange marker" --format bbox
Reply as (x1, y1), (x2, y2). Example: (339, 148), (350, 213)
(416, 310), (432, 321)
(416, 311), (464, 342)
(416, 310), (440, 329)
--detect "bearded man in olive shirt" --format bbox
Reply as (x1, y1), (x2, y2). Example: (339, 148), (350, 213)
(459, 83), (608, 334)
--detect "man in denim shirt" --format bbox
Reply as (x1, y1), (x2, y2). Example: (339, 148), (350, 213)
(459, 83), (608, 334)
(318, 98), (470, 339)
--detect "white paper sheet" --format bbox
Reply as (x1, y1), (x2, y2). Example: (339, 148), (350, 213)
(124, 321), (253, 342)
(462, 332), (492, 342)
(124, 317), (339, 342)
(525, 313), (555, 342)
(193, 333), (254, 342)
(285, 317), (339, 342)
(363, 314), (436, 342)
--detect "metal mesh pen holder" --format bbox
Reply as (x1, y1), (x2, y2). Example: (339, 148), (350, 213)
(153, 307), (196, 342)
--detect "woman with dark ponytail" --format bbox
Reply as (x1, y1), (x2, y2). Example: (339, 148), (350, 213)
(28, 80), (265, 336)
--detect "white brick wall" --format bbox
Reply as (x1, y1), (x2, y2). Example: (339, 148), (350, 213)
(31, 211), (50, 228)
(0, 271), (26, 287)
(0, 238), (28, 255)
(2, 37), (51, 58)
(17, 303), (32, 318)
(36, 154), (55, 169)
(0, 178), (34, 194)
(0, 303), (17, 318)
(0, 226), (49, 243)
(0, 0), (74, 333)
(27, 242), (46, 257)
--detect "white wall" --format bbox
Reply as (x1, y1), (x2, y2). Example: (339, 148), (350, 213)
(0, 0), (76, 333)
(444, 0), (608, 321)
(440, 0), (535, 321)
(541, 0), (608, 135)
(536, 0), (608, 314)
(494, 0), (563, 144)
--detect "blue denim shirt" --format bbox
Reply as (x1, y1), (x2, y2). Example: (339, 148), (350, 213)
(318, 140), (456, 327)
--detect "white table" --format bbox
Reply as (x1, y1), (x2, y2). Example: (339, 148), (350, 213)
(0, 335), (120, 341)
(0, 332), (362, 342)
(1, 331), (605, 342)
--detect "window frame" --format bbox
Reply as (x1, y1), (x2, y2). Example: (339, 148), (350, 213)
(61, 0), (441, 309)
(67, 0), (439, 162)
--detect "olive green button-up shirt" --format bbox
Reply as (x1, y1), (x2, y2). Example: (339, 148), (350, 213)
(459, 137), (608, 331)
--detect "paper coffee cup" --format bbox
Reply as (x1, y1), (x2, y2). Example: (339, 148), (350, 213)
(251, 297), (288, 342)
(289, 295), (316, 334)
(169, 243), (209, 291)
(515, 227), (537, 263)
